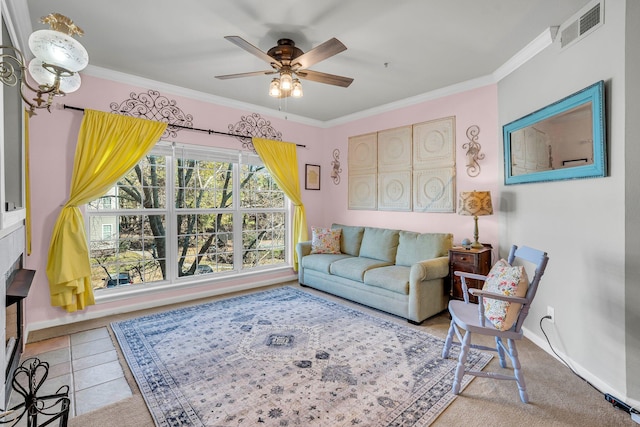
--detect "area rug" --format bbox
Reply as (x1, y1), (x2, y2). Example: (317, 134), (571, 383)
(111, 286), (491, 427)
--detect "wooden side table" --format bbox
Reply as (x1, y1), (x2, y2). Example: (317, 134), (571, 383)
(449, 246), (492, 302)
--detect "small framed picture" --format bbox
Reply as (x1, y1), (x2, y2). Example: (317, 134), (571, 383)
(305, 164), (321, 190)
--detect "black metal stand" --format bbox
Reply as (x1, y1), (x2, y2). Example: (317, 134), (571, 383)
(0, 358), (70, 427)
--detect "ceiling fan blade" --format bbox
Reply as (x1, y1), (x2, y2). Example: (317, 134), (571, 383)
(292, 38), (347, 70)
(215, 70), (276, 80)
(224, 36), (282, 67)
(296, 69), (353, 87)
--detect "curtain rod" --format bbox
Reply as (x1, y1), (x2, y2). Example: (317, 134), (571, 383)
(62, 104), (306, 148)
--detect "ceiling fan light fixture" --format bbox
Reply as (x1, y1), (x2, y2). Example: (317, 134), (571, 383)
(291, 79), (303, 98)
(269, 78), (281, 97)
(279, 71), (293, 91)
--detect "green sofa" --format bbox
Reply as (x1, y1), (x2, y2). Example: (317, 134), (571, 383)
(296, 224), (453, 323)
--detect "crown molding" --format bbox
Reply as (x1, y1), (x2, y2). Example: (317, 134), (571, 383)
(493, 27), (557, 82)
(324, 75), (496, 127)
(1, 0), (32, 53)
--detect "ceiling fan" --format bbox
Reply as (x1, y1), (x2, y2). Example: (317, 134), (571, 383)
(215, 36), (354, 98)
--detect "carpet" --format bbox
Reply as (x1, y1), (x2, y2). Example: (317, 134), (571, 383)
(111, 287), (491, 427)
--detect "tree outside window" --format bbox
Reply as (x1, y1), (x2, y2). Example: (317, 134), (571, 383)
(87, 146), (288, 290)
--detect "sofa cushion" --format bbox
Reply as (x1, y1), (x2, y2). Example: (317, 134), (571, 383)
(396, 231), (453, 267)
(301, 253), (353, 274)
(329, 257), (393, 282)
(363, 265), (411, 295)
(310, 226), (342, 254)
(331, 224), (365, 256)
(358, 227), (400, 263)
(482, 259), (530, 331)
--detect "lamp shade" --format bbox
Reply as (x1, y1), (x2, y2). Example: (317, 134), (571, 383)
(458, 191), (493, 216)
(28, 29), (89, 72)
(291, 79), (303, 97)
(279, 71), (293, 91)
(28, 59), (81, 93)
(269, 78), (281, 97)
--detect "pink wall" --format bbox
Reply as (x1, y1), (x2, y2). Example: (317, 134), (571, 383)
(25, 74), (324, 327)
(25, 75), (499, 329)
(320, 85), (500, 245)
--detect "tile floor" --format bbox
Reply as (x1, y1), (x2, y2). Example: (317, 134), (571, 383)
(7, 327), (131, 425)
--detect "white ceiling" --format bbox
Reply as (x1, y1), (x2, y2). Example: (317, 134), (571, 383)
(24, 0), (590, 122)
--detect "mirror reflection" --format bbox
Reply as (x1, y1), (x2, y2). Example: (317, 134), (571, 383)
(510, 103), (593, 176)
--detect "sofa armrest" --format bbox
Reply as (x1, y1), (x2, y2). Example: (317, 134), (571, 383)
(296, 241), (312, 258)
(410, 256), (449, 283)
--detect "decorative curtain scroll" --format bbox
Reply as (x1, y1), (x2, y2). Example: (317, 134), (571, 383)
(46, 109), (167, 312)
(252, 137), (308, 271)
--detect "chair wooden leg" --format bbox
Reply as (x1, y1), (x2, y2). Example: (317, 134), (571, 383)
(495, 336), (507, 368)
(507, 338), (528, 403)
(452, 330), (471, 395)
(442, 320), (456, 358)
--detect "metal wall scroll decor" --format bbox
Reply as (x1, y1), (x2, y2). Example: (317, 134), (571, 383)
(228, 113), (283, 152)
(110, 90), (194, 140)
(330, 149), (342, 184)
(463, 125), (484, 177)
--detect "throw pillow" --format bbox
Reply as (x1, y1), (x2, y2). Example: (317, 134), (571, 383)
(482, 259), (529, 331)
(310, 227), (342, 254)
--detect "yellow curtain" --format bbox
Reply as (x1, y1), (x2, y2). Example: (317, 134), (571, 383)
(252, 137), (308, 271)
(46, 110), (167, 312)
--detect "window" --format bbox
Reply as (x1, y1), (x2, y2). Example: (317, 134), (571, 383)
(101, 224), (113, 240)
(87, 144), (289, 291)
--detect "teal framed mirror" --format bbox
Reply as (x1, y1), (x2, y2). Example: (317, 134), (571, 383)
(503, 80), (606, 185)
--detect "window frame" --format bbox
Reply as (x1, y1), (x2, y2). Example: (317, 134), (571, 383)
(86, 142), (293, 301)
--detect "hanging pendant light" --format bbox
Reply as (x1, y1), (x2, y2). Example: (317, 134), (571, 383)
(279, 71), (293, 91)
(269, 78), (281, 97)
(291, 79), (303, 98)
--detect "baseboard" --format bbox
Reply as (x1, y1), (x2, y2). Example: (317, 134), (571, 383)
(25, 274), (298, 339)
(523, 325), (639, 411)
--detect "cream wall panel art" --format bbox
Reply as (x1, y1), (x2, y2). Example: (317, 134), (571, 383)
(413, 167), (456, 213)
(348, 174), (377, 210)
(377, 126), (412, 211)
(413, 117), (455, 169)
(412, 116), (456, 212)
(348, 133), (377, 174)
(348, 133), (378, 210)
(377, 126), (412, 172)
(378, 171), (412, 211)
(348, 117), (456, 212)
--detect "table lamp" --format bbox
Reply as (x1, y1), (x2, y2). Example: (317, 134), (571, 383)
(458, 191), (493, 249)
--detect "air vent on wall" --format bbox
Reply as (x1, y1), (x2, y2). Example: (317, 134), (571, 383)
(560, 1), (604, 49)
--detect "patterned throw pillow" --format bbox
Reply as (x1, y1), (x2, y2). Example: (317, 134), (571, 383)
(482, 259), (529, 331)
(310, 227), (342, 254)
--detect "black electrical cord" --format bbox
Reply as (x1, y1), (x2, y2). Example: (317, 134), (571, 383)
(539, 316), (601, 394)
(540, 316), (640, 416)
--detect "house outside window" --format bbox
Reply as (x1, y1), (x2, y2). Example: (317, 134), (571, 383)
(86, 143), (289, 290)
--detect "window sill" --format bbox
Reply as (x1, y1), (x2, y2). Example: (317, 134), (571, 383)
(94, 266), (297, 307)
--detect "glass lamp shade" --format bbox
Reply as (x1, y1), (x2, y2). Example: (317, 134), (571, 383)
(28, 29), (89, 72)
(279, 72), (293, 91)
(291, 79), (303, 98)
(269, 78), (281, 97)
(28, 59), (82, 93)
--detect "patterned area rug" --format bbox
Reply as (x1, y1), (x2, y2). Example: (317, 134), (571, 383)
(112, 286), (491, 426)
